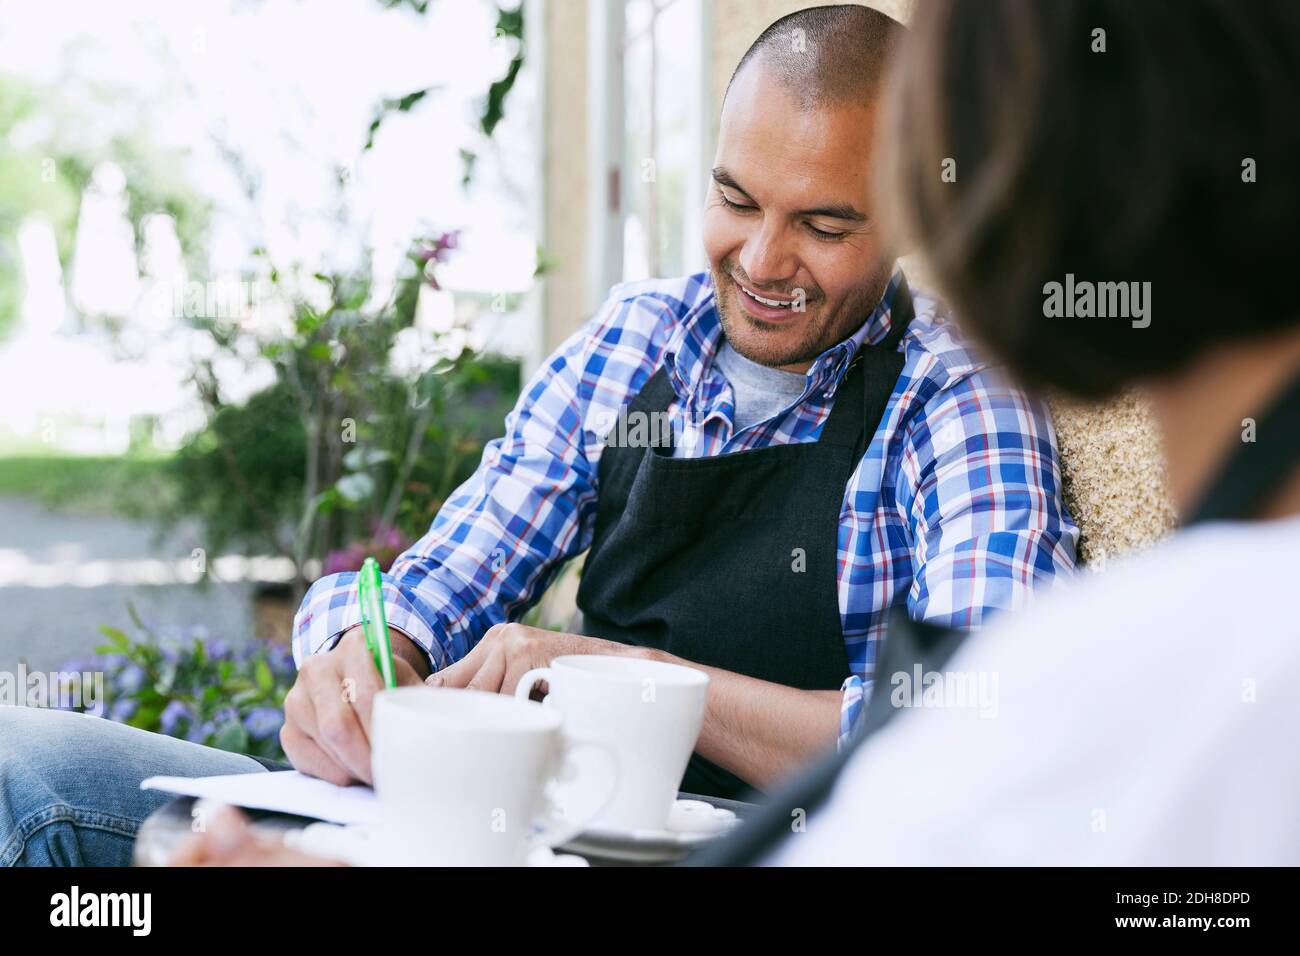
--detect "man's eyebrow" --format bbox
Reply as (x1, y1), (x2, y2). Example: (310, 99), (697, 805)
(712, 167), (753, 200)
(711, 167), (867, 222)
(797, 201), (867, 223)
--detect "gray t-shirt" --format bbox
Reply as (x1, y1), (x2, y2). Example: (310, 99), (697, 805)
(712, 339), (808, 435)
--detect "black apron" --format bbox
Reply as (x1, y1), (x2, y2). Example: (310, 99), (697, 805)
(693, 363), (1300, 865)
(576, 280), (916, 800)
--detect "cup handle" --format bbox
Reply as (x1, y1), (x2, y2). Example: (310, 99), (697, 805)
(514, 666), (552, 702)
(530, 735), (621, 852)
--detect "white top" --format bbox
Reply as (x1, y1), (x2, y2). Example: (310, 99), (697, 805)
(767, 514), (1300, 865)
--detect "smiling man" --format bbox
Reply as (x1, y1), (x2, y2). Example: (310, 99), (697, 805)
(0, 5), (1079, 869)
(286, 4), (1077, 800)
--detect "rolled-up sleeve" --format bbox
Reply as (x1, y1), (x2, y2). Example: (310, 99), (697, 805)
(838, 675), (867, 750)
(292, 572), (447, 669)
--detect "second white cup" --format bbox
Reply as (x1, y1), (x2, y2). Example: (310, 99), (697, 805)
(515, 655), (709, 833)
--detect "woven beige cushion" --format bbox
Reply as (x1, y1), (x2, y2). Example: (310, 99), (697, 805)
(1049, 393), (1177, 567)
(894, 253), (1177, 567)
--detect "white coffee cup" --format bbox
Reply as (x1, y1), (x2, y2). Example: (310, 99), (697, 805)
(370, 686), (618, 866)
(514, 655), (709, 833)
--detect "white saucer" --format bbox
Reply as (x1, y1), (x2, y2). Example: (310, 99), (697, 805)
(284, 823), (589, 867)
(282, 799), (738, 865)
(558, 799), (739, 864)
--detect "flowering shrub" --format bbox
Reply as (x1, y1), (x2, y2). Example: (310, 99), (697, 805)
(322, 524), (408, 576)
(61, 621), (296, 761)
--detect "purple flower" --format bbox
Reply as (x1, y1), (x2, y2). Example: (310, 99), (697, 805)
(114, 662), (146, 694)
(160, 700), (192, 736)
(60, 656), (91, 676)
(434, 231), (460, 259)
(416, 230), (460, 264)
(49, 675), (82, 711)
(322, 545), (366, 575)
(206, 638), (233, 661)
(243, 707), (285, 742)
(109, 698), (138, 722)
(324, 527), (410, 576)
(267, 645), (296, 678)
(186, 719), (215, 744)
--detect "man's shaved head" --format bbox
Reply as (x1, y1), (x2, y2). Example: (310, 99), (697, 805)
(725, 4), (904, 111)
(705, 4), (905, 371)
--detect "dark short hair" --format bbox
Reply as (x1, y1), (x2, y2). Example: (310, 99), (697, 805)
(879, 0), (1300, 400)
(726, 4), (904, 110)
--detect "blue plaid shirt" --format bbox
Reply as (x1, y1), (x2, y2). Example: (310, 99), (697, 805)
(294, 269), (1079, 744)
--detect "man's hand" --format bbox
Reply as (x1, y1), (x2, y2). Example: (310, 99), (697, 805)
(281, 627), (427, 786)
(429, 622), (635, 696)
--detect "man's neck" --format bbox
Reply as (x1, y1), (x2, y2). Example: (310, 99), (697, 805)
(1144, 328), (1300, 522)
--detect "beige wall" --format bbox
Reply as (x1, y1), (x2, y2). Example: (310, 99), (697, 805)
(539, 0), (590, 359)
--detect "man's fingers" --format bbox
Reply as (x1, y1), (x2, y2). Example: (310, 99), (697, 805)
(503, 663), (547, 699)
(465, 648), (507, 694)
(429, 623), (510, 688)
(281, 717), (355, 786)
(305, 676), (374, 784)
(341, 633), (386, 740)
(433, 653), (479, 689)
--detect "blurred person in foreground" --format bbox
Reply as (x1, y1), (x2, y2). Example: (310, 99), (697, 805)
(720, 0), (1300, 865)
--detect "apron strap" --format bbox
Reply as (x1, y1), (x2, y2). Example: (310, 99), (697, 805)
(818, 276), (915, 454)
(1185, 366), (1300, 525)
(627, 365), (677, 418)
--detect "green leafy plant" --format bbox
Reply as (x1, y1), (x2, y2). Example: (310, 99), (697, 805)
(164, 381), (308, 558)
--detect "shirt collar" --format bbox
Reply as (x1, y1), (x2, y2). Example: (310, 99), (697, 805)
(663, 266), (906, 406)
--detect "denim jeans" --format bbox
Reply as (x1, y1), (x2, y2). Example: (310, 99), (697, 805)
(0, 706), (268, 866)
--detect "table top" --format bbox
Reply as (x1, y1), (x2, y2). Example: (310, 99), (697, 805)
(134, 792), (759, 867)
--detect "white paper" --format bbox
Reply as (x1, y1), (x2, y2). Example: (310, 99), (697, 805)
(140, 770), (382, 825)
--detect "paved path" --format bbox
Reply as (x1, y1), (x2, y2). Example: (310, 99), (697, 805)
(0, 495), (261, 673)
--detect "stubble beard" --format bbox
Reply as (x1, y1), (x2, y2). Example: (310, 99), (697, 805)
(711, 266), (894, 370)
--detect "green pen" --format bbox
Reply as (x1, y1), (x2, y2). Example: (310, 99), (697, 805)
(357, 556), (397, 689)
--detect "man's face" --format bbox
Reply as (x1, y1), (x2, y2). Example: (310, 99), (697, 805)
(703, 62), (895, 371)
